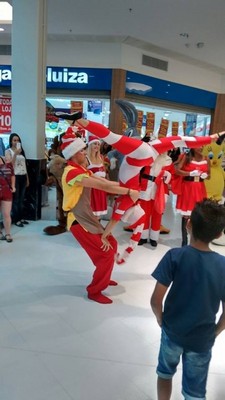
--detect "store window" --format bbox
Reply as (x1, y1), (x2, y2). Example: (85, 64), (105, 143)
(130, 101), (211, 138)
(45, 96), (110, 149)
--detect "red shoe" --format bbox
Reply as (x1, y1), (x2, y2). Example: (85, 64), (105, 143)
(88, 293), (113, 304)
(109, 280), (118, 286)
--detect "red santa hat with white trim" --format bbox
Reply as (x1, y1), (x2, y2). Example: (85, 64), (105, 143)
(61, 126), (86, 160)
(88, 135), (100, 145)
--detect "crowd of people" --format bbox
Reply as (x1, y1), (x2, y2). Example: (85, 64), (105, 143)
(1, 116), (225, 399)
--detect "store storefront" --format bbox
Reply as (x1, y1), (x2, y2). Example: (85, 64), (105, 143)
(0, 64), (217, 150)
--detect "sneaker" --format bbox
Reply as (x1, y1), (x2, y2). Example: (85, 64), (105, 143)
(21, 220), (29, 225)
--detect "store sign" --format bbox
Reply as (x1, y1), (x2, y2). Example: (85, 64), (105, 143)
(47, 68), (88, 84)
(0, 97), (11, 133)
(0, 65), (112, 91)
(126, 71), (217, 109)
(0, 66), (11, 86)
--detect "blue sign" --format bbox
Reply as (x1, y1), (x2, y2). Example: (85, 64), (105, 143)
(0, 64), (217, 109)
(126, 71), (217, 109)
(0, 65), (112, 91)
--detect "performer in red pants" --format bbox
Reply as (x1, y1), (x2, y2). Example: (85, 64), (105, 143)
(60, 129), (139, 304)
(75, 117), (225, 263)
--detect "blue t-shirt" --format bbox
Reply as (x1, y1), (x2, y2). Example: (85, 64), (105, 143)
(152, 246), (225, 352)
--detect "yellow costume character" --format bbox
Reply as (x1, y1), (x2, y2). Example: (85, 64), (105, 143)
(202, 141), (225, 245)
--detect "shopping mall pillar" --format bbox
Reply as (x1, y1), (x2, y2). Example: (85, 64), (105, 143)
(109, 69), (126, 133)
(11, 0), (47, 220)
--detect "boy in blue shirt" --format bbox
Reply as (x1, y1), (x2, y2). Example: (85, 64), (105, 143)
(151, 199), (225, 400)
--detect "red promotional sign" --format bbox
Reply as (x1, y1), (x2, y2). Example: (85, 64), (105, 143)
(0, 96), (11, 133)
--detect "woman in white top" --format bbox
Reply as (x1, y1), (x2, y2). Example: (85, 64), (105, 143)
(5, 133), (29, 227)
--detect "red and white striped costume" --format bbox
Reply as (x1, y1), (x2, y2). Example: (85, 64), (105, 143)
(138, 153), (174, 244)
(76, 120), (213, 263)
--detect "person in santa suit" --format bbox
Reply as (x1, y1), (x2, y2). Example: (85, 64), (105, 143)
(137, 152), (174, 247)
(175, 146), (210, 246)
(74, 117), (225, 264)
(86, 135), (108, 219)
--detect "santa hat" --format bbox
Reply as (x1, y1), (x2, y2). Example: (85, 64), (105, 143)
(88, 135), (100, 145)
(61, 127), (86, 159)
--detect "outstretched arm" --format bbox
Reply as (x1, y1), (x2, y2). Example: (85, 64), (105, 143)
(80, 174), (139, 202)
(76, 119), (225, 160)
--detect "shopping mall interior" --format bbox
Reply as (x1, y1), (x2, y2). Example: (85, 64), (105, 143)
(1, 1), (225, 399)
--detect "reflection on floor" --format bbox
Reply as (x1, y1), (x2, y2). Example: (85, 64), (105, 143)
(1, 192), (225, 400)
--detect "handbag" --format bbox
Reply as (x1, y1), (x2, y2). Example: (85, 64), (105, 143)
(0, 157), (13, 190)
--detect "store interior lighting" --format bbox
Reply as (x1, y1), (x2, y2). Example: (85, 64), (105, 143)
(0, 2), (12, 24)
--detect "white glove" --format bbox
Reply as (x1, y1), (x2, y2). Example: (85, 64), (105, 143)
(200, 172), (208, 179)
(163, 171), (172, 184)
(189, 170), (201, 177)
(110, 157), (117, 170)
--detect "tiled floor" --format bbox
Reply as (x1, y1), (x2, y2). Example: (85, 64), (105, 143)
(1, 190), (225, 400)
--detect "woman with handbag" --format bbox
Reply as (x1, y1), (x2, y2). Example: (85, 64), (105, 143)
(0, 156), (15, 242)
(5, 133), (29, 227)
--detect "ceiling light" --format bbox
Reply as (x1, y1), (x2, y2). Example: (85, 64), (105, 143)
(179, 33), (189, 38)
(0, 27), (5, 32)
(0, 2), (12, 24)
(196, 42), (204, 48)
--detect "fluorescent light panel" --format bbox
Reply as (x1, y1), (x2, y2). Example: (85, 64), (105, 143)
(0, 2), (12, 24)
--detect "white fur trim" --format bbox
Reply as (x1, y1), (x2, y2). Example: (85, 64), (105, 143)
(62, 138), (86, 159)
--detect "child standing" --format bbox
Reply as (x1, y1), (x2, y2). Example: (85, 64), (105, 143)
(151, 199), (225, 400)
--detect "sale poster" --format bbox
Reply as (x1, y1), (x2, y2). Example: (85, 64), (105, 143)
(145, 112), (155, 137)
(137, 110), (143, 134)
(71, 100), (83, 114)
(0, 96), (11, 133)
(158, 118), (169, 138)
(171, 121), (179, 136)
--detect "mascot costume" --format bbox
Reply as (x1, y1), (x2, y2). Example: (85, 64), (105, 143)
(56, 104), (225, 263)
(202, 141), (225, 245)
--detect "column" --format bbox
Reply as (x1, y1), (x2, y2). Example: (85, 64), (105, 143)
(211, 94), (225, 133)
(11, 0), (47, 220)
(109, 69), (126, 133)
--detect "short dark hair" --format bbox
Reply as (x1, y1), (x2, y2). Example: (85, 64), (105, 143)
(190, 199), (225, 243)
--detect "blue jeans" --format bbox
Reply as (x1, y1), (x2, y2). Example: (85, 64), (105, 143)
(157, 329), (212, 400)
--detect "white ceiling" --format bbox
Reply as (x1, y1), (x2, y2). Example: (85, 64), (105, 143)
(1, 0), (225, 74)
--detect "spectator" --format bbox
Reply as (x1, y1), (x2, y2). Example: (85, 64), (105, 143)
(5, 133), (29, 227)
(151, 199), (225, 400)
(87, 135), (108, 219)
(0, 155), (15, 242)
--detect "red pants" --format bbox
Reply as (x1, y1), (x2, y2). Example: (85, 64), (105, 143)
(139, 199), (162, 241)
(70, 223), (117, 295)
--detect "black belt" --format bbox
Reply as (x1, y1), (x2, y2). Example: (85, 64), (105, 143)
(142, 174), (156, 182)
(184, 176), (204, 182)
(72, 220), (79, 226)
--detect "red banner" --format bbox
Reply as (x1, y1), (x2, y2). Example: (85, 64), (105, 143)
(0, 96), (11, 133)
(158, 118), (169, 138)
(172, 121), (179, 136)
(71, 100), (83, 114)
(137, 110), (143, 134)
(145, 112), (155, 137)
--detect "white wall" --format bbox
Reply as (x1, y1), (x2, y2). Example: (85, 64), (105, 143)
(46, 40), (225, 93)
(1, 39), (225, 93)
